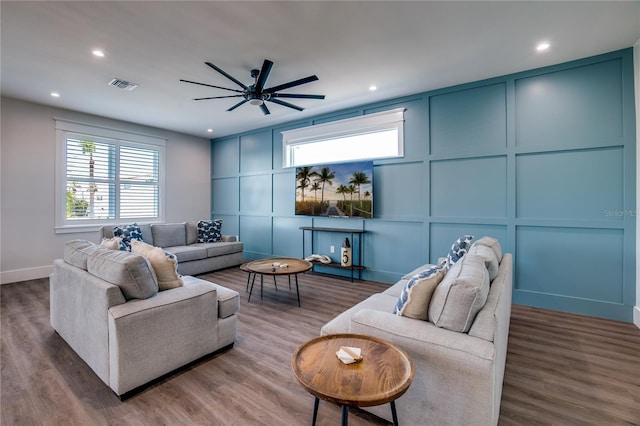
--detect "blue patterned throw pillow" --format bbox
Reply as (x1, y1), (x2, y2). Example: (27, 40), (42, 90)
(446, 235), (474, 267)
(197, 219), (222, 243)
(113, 223), (143, 251)
(393, 259), (448, 320)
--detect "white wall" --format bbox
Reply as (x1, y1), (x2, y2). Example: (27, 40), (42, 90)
(635, 39), (640, 329)
(0, 97), (211, 284)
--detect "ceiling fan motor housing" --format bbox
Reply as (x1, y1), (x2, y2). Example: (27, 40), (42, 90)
(180, 59), (325, 115)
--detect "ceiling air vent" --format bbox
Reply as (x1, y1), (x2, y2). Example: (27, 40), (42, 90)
(108, 78), (138, 91)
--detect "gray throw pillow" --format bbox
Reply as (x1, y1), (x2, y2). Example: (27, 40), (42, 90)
(87, 247), (158, 300)
(428, 254), (490, 332)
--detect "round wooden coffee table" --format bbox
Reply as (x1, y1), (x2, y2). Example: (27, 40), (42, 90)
(292, 333), (414, 425)
(244, 258), (312, 306)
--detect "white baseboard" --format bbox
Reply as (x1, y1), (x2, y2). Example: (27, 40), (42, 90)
(1, 265), (53, 285)
(634, 306), (640, 330)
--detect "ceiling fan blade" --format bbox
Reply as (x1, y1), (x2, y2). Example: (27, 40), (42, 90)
(270, 93), (325, 100)
(227, 99), (248, 112)
(254, 60), (274, 93)
(193, 95), (243, 101)
(179, 79), (243, 93)
(205, 62), (248, 90)
(260, 103), (271, 115)
(264, 75), (319, 94)
(268, 98), (304, 111)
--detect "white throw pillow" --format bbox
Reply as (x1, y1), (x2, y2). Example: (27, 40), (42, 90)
(100, 237), (122, 250)
(393, 267), (446, 320)
(131, 240), (184, 291)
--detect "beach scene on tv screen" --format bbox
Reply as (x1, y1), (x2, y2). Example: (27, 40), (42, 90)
(295, 161), (373, 218)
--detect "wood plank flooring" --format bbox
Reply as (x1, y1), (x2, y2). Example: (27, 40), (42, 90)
(2, 266), (639, 425)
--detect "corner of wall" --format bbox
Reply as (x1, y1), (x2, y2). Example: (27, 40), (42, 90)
(635, 38), (640, 330)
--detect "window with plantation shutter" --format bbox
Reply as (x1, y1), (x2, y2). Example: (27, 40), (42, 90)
(55, 119), (165, 233)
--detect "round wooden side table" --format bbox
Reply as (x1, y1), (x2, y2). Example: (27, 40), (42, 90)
(292, 333), (414, 425)
(244, 258), (312, 307)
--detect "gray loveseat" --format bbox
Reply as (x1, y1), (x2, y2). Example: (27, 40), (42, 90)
(50, 240), (240, 397)
(100, 221), (244, 275)
(321, 237), (512, 425)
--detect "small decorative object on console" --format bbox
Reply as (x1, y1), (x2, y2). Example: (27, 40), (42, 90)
(341, 238), (352, 267)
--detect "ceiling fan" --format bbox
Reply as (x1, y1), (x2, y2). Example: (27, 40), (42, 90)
(180, 60), (325, 115)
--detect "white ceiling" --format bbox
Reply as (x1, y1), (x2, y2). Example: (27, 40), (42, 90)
(2, 1), (639, 139)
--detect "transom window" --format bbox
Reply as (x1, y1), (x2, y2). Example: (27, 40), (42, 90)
(55, 120), (165, 233)
(282, 108), (405, 168)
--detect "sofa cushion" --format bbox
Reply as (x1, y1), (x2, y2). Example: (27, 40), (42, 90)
(445, 234), (474, 267)
(86, 247), (158, 300)
(186, 221), (199, 245)
(197, 219), (222, 243)
(321, 293), (398, 335)
(64, 239), (102, 270)
(468, 243), (500, 281)
(181, 276), (240, 318)
(131, 240), (184, 291)
(382, 280), (408, 298)
(428, 254), (490, 332)
(401, 263), (439, 280)
(100, 237), (122, 250)
(113, 223), (144, 251)
(151, 223), (186, 248)
(473, 236), (502, 262)
(393, 265), (446, 320)
(163, 245), (208, 262)
(201, 241), (244, 257)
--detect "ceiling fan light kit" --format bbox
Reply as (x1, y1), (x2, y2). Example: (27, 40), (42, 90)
(180, 59), (325, 115)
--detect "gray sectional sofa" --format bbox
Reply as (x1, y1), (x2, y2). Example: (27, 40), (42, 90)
(50, 239), (240, 397)
(321, 237), (512, 426)
(99, 221), (244, 275)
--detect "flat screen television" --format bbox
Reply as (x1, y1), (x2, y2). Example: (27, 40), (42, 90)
(295, 161), (373, 218)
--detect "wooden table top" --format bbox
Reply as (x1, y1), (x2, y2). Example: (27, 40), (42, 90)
(291, 334), (414, 407)
(245, 258), (312, 276)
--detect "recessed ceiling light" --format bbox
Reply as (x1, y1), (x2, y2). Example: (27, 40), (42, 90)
(369, 85), (377, 91)
(207, 129), (213, 133)
(536, 42), (550, 52)
(92, 50), (105, 57)
(50, 92), (60, 97)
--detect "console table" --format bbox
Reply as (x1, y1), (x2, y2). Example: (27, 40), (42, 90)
(299, 227), (365, 282)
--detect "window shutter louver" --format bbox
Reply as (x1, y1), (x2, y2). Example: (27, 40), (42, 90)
(64, 138), (160, 221)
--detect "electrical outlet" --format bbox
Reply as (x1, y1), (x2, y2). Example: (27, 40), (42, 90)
(330, 245), (335, 253)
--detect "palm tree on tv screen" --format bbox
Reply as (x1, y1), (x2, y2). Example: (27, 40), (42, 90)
(296, 166), (316, 202)
(349, 171), (371, 206)
(316, 167), (336, 207)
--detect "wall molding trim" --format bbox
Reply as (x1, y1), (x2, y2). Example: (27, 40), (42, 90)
(1, 265), (53, 285)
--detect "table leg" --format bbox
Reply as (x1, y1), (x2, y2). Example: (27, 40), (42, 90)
(341, 405), (349, 426)
(260, 273), (264, 300)
(273, 275), (278, 291)
(288, 275), (292, 291)
(247, 273), (257, 302)
(295, 274), (301, 307)
(312, 397), (319, 426)
(390, 400), (399, 426)
(245, 272), (252, 292)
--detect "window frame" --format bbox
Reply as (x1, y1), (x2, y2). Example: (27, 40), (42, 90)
(55, 119), (166, 234)
(281, 108), (405, 168)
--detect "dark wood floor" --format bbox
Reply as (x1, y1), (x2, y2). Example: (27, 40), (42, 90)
(2, 267), (639, 425)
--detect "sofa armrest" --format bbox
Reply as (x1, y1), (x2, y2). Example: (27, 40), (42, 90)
(350, 309), (495, 361)
(350, 309), (498, 425)
(107, 281), (220, 395)
(221, 235), (238, 242)
(50, 259), (127, 384)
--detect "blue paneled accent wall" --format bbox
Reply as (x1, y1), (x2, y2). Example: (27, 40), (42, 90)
(211, 49), (636, 322)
